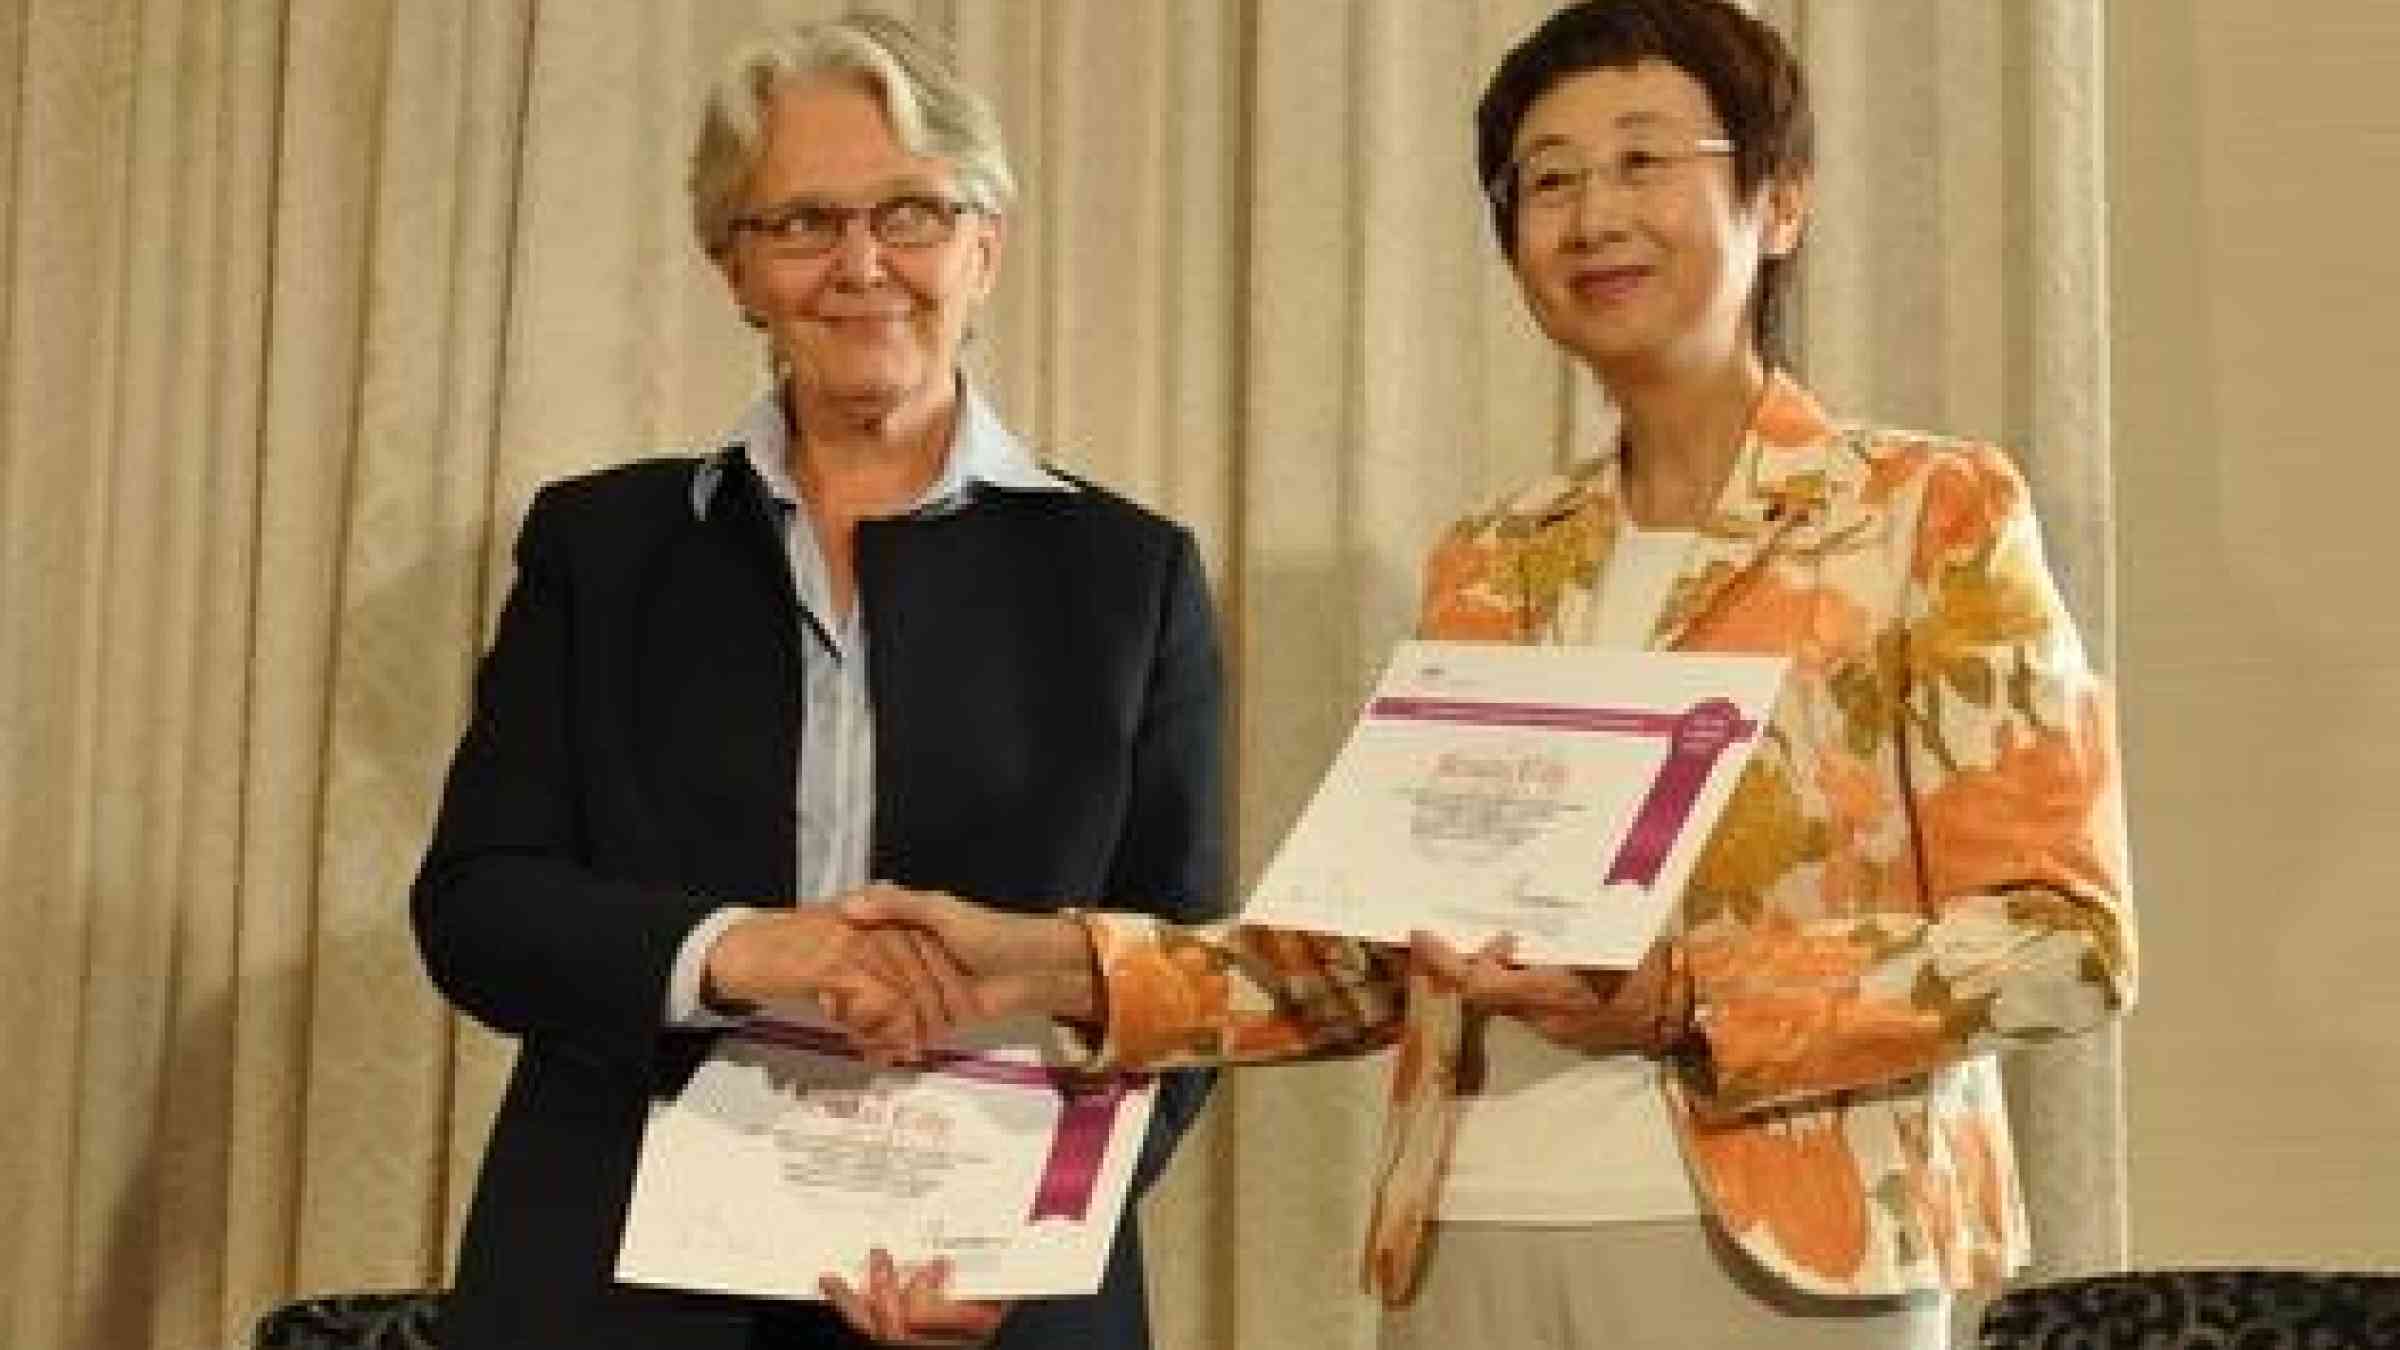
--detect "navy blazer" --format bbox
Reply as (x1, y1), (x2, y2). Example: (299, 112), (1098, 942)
(413, 449), (1225, 1350)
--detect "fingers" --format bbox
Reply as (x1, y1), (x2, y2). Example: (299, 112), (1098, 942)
(1407, 930), (1472, 987)
(899, 1259), (1010, 1343)
(822, 928), (942, 1065)
(867, 1248), (910, 1341)
(819, 1263), (889, 1342)
(1410, 929), (1532, 1004)
(858, 927), (967, 1049)
(706, 911), (908, 1056)
(1407, 930), (1666, 1054)
(1412, 930), (1592, 1014)
(859, 923), (995, 1055)
(898, 1254), (948, 1311)
(1612, 940), (1672, 1007)
(901, 928), (977, 1031)
(1457, 934), (1525, 1004)
(842, 883), (979, 967)
(842, 930), (927, 1046)
(812, 903), (975, 1062)
(836, 880), (927, 931)
(821, 1250), (1008, 1346)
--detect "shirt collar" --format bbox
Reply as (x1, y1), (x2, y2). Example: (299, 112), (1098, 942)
(690, 376), (1073, 521)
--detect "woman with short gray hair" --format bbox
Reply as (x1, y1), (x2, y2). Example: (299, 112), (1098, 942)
(413, 12), (1224, 1349)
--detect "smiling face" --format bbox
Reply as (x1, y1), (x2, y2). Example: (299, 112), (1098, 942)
(716, 76), (1002, 431)
(1505, 59), (1803, 384)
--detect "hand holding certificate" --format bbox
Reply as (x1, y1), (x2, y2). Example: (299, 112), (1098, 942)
(616, 1012), (1154, 1304)
(1242, 641), (1788, 967)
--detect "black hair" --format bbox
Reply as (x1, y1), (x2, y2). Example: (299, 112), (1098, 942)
(1476, 0), (1814, 362)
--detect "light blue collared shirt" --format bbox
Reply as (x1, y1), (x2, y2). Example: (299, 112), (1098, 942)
(668, 380), (1074, 1023)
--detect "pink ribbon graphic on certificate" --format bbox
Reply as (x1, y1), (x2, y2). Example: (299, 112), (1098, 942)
(733, 1020), (1136, 1222)
(1366, 694), (1756, 889)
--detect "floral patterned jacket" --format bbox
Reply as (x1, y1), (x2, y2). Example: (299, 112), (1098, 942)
(1075, 373), (2135, 1301)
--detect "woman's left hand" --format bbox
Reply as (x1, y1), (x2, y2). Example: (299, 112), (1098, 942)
(1409, 931), (1686, 1058)
(821, 1249), (1010, 1346)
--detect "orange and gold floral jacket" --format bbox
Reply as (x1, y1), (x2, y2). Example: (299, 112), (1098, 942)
(1075, 373), (2135, 1301)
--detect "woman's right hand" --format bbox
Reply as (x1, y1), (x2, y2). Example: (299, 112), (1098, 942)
(701, 904), (978, 1063)
(837, 883), (1104, 1029)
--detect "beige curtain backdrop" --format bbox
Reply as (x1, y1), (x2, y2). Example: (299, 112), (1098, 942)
(0, 3), (2118, 1348)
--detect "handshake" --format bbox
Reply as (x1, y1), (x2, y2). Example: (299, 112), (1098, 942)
(698, 883), (1692, 1069)
(698, 883), (1104, 1064)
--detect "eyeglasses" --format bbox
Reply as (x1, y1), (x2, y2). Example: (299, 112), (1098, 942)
(1493, 135), (1736, 210)
(728, 193), (978, 260)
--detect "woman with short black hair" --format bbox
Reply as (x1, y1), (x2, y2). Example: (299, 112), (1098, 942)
(839, 4), (2134, 1346)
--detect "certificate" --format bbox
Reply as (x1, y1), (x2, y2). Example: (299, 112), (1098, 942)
(615, 1014), (1155, 1301)
(1241, 641), (1788, 967)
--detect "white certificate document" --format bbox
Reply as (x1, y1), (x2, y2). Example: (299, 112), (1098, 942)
(615, 1014), (1155, 1301)
(1242, 641), (1789, 967)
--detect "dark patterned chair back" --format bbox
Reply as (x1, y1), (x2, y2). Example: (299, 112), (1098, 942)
(251, 1291), (443, 1350)
(1977, 1269), (2400, 1349)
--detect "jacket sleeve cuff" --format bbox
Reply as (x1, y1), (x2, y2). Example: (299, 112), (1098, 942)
(663, 904), (768, 1028)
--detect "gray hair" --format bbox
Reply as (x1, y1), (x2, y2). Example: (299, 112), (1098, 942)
(688, 12), (1016, 258)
